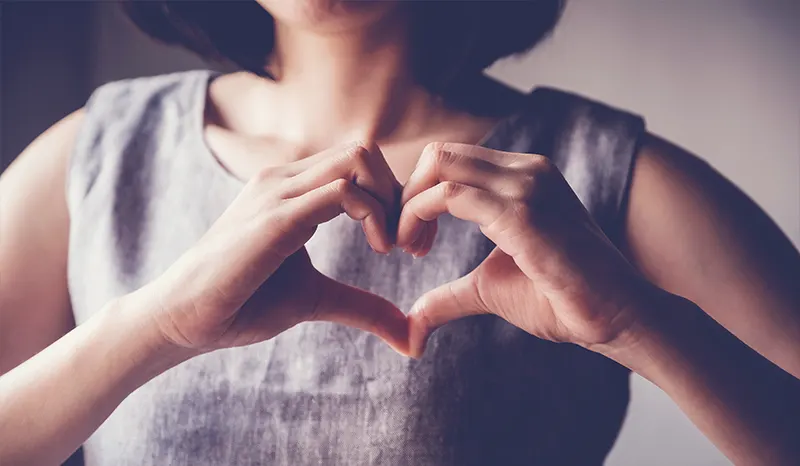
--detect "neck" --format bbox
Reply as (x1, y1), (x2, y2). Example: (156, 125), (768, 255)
(258, 11), (443, 149)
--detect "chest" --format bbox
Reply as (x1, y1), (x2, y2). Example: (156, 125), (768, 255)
(76, 207), (629, 465)
(69, 72), (644, 464)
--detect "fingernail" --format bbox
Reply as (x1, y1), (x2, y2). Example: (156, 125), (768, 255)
(408, 226), (427, 253)
(406, 229), (421, 249)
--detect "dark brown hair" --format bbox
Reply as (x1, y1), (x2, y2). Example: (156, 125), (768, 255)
(123, 1), (564, 94)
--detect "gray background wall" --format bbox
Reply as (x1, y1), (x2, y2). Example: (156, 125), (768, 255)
(2, 1), (798, 465)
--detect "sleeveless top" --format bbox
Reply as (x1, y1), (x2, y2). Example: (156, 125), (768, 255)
(67, 70), (645, 466)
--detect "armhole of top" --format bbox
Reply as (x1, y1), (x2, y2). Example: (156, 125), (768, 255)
(65, 82), (117, 219)
(615, 120), (647, 247)
(526, 87), (647, 246)
(65, 70), (216, 219)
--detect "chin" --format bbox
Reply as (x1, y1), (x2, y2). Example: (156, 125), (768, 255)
(256, 0), (399, 31)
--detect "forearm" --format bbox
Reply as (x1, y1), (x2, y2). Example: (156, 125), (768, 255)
(0, 292), (193, 466)
(596, 290), (800, 465)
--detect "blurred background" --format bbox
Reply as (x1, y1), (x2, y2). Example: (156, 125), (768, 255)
(1, 1), (798, 465)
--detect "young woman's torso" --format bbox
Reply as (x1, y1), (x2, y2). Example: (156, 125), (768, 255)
(67, 70), (642, 466)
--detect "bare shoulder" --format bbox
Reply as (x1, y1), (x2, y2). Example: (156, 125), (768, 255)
(0, 109), (84, 374)
(625, 131), (799, 290)
(1, 109), (84, 225)
(624, 132), (800, 375)
(2, 108), (83, 185)
(625, 133), (798, 272)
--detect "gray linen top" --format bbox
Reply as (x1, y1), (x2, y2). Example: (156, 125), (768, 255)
(67, 70), (645, 465)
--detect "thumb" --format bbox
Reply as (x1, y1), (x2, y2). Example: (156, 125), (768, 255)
(407, 273), (487, 358)
(310, 274), (411, 356)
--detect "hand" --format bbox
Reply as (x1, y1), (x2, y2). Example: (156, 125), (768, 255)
(134, 143), (410, 355)
(398, 143), (654, 357)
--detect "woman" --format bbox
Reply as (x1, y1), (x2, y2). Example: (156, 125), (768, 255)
(1, 1), (798, 465)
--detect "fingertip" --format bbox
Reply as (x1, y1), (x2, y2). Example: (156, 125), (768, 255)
(415, 220), (438, 257)
(406, 346), (425, 360)
(368, 240), (392, 256)
(378, 308), (414, 357)
(397, 222), (421, 252)
(384, 333), (414, 359)
(395, 207), (417, 248)
(362, 211), (394, 255)
(319, 283), (413, 355)
(405, 222), (429, 256)
(406, 308), (433, 359)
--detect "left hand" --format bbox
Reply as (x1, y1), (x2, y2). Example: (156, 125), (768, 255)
(398, 143), (656, 357)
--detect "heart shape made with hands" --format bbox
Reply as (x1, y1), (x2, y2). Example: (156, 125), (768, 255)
(313, 141), (569, 359)
(163, 139), (630, 359)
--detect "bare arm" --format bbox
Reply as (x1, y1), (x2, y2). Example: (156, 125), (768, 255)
(624, 134), (800, 378)
(400, 141), (800, 465)
(0, 110), (81, 374)
(0, 137), (407, 465)
(596, 289), (800, 465)
(0, 293), (191, 466)
(601, 133), (800, 463)
(0, 110), (94, 465)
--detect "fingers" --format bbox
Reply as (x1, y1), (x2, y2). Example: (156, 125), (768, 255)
(310, 273), (411, 356)
(281, 143), (357, 174)
(281, 142), (400, 215)
(283, 179), (393, 254)
(405, 219), (437, 258)
(399, 143), (547, 255)
(406, 273), (487, 358)
(401, 142), (537, 205)
(398, 182), (516, 254)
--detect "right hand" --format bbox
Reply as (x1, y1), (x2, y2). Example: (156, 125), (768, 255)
(133, 142), (410, 355)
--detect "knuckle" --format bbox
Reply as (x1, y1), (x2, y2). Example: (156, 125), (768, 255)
(432, 148), (457, 168)
(355, 140), (379, 155)
(421, 142), (453, 169)
(344, 145), (372, 183)
(347, 144), (371, 165)
(442, 181), (465, 200)
(411, 293), (435, 321)
(330, 178), (353, 195)
(423, 141), (447, 156)
(527, 154), (555, 175)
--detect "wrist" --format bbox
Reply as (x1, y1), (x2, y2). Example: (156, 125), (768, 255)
(97, 291), (198, 386)
(586, 286), (685, 374)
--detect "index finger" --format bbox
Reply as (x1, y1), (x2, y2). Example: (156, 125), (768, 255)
(401, 142), (521, 205)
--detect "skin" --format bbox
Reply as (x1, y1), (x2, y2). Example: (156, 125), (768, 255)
(0, 1), (798, 464)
